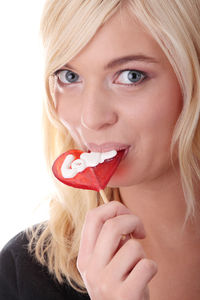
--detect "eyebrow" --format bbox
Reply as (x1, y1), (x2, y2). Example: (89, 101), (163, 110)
(63, 54), (159, 71)
(104, 55), (159, 69)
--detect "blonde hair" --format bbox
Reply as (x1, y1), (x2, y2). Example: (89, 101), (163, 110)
(28, 0), (200, 292)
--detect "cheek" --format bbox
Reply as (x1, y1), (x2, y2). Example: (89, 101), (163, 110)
(117, 75), (183, 173)
(112, 90), (182, 186)
(143, 96), (181, 136)
(150, 79), (183, 136)
(55, 89), (80, 126)
(54, 90), (84, 146)
(127, 77), (182, 139)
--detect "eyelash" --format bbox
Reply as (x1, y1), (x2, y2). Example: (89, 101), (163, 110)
(53, 68), (148, 87)
(115, 69), (147, 86)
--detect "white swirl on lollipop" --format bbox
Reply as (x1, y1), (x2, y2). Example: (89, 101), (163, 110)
(61, 150), (117, 178)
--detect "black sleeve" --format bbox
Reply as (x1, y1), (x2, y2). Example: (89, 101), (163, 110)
(0, 240), (19, 300)
(0, 231), (90, 300)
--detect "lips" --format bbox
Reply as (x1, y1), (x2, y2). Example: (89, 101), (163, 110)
(87, 142), (130, 154)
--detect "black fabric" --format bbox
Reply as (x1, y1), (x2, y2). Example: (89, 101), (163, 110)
(0, 231), (90, 300)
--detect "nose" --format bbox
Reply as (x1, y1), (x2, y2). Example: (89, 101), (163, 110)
(81, 85), (118, 131)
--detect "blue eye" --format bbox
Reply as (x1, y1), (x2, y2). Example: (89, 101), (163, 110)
(56, 70), (80, 84)
(116, 70), (146, 85)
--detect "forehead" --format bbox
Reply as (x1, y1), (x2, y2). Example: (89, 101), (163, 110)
(68, 7), (166, 68)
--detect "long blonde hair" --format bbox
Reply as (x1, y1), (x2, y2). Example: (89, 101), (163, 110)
(28, 0), (200, 292)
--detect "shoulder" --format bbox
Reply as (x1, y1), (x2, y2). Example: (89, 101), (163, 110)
(0, 230), (29, 260)
(0, 232), (23, 300)
(0, 230), (30, 300)
(0, 226), (89, 300)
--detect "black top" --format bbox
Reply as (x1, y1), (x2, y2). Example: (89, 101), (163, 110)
(0, 231), (90, 300)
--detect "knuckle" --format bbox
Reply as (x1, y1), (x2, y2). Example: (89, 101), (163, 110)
(132, 214), (140, 223)
(94, 273), (112, 297)
(100, 280), (110, 295)
(109, 200), (122, 208)
(103, 218), (123, 238)
(140, 258), (158, 275)
(100, 281), (119, 299)
(103, 218), (117, 232)
(132, 215), (144, 230)
(109, 200), (129, 213)
(118, 287), (131, 300)
(127, 239), (145, 256)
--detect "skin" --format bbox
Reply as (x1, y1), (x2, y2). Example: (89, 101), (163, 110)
(54, 7), (200, 300)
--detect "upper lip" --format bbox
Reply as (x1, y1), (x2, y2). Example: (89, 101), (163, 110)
(87, 142), (130, 153)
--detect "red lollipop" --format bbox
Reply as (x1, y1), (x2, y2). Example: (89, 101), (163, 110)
(52, 149), (125, 203)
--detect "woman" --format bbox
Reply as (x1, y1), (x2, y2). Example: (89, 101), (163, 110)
(1, 0), (200, 299)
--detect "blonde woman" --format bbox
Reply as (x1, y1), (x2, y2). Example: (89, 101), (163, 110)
(1, 0), (200, 299)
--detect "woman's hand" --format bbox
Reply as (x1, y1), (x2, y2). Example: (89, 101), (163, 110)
(77, 201), (158, 300)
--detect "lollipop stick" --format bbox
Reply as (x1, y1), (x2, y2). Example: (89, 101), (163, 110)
(99, 189), (109, 204)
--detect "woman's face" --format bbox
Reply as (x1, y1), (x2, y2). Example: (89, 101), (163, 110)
(54, 9), (182, 187)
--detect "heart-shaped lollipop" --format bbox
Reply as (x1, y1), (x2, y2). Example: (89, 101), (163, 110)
(52, 149), (124, 194)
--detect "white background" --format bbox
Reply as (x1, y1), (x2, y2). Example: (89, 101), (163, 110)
(0, 1), (53, 249)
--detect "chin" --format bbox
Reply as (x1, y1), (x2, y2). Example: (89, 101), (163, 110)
(107, 163), (153, 188)
(107, 170), (138, 188)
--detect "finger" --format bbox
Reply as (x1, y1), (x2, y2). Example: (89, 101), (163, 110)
(93, 214), (146, 268)
(105, 239), (146, 282)
(78, 201), (137, 271)
(122, 258), (158, 297)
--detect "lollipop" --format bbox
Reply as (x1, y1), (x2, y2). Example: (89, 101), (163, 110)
(52, 149), (125, 203)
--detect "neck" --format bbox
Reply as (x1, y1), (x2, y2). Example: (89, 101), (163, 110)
(119, 166), (200, 300)
(119, 166), (200, 246)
